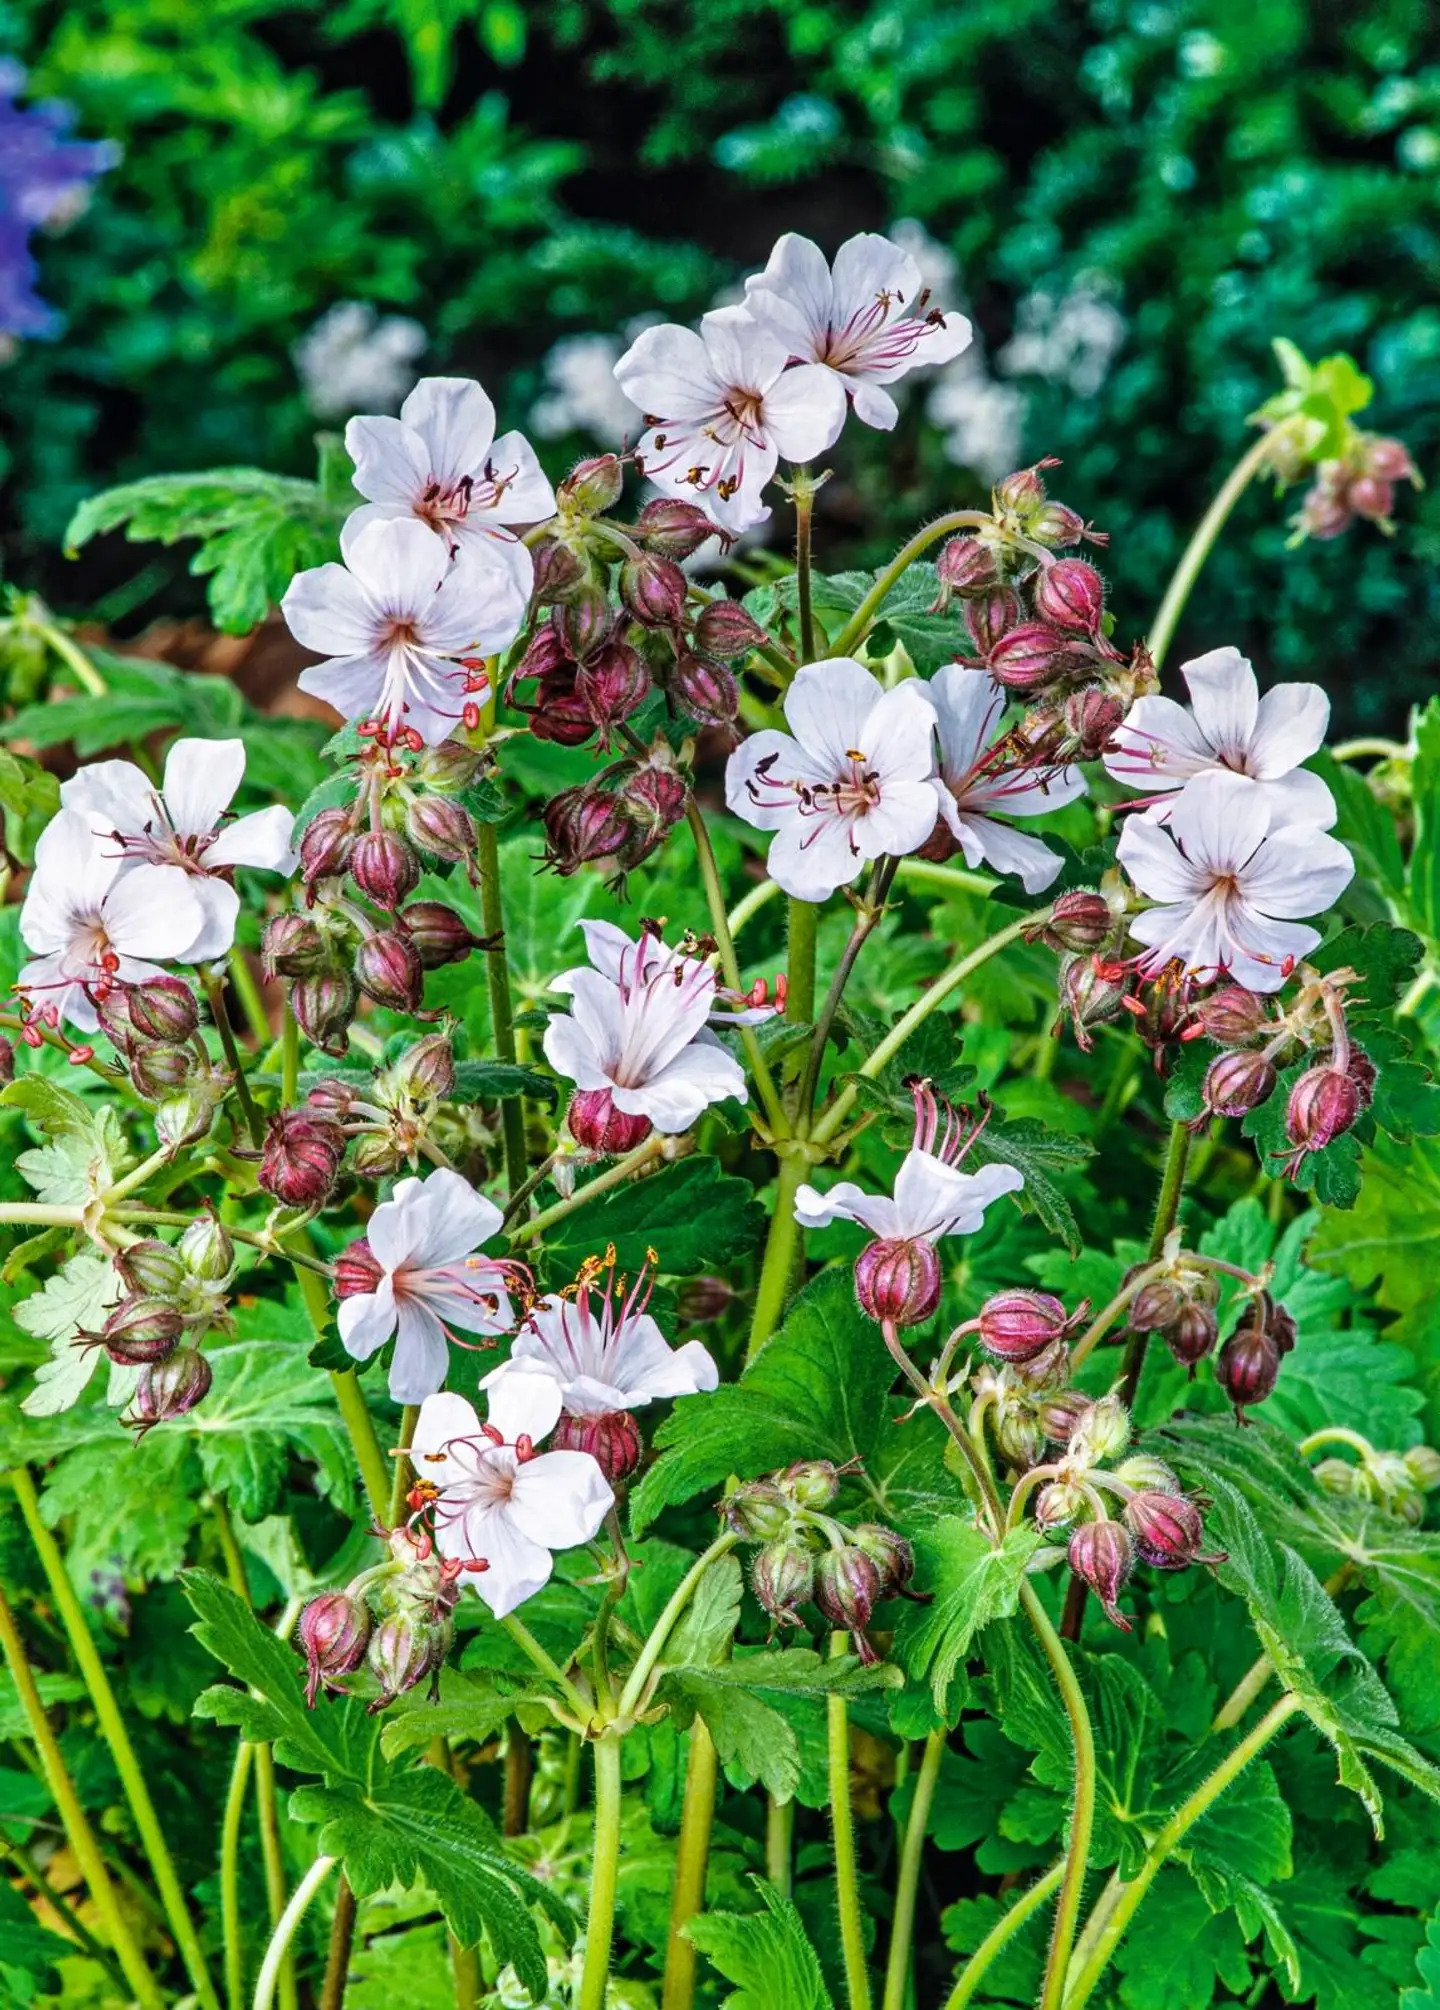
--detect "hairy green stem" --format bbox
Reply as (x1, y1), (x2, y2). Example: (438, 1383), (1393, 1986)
(578, 1735), (623, 2010)
(1118, 1121), (1191, 1409)
(501, 1613), (591, 1722)
(1147, 432), (1276, 671)
(765, 1793), (794, 1897)
(787, 896), (818, 1032)
(319, 1880), (358, 2010)
(11, 1467), (221, 2010)
(203, 968), (263, 1147)
(254, 1748), (294, 2010)
(281, 1003), (300, 1107)
(828, 1633), (873, 2010)
(221, 1740), (255, 2010)
(40, 618), (108, 696)
(942, 1860), (1065, 2010)
(799, 860), (896, 1119)
(661, 1719), (719, 2010)
(883, 1728), (945, 2010)
(618, 1534), (740, 1720)
(0, 1578), (162, 2009)
(684, 797), (788, 1134)
(228, 950), (271, 1048)
(254, 1854), (336, 2010)
(290, 1248), (391, 1523)
(794, 473), (818, 662)
(473, 818), (528, 1198)
(827, 512), (995, 658)
(745, 1150), (808, 1362)
(509, 1132), (668, 1245)
(1021, 1582), (1096, 2010)
(389, 1403), (420, 1526)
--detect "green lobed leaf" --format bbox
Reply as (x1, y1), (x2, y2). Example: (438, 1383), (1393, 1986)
(893, 1518), (1042, 1717)
(684, 1878), (834, 2010)
(1402, 1908), (1440, 2010)
(536, 1156), (766, 1278)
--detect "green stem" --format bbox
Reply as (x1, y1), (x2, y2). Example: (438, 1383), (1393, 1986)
(799, 860), (897, 1118)
(326, 1365), (392, 1525)
(1297, 1425), (1375, 1460)
(1064, 1696), (1301, 2009)
(941, 1861), (1065, 2010)
(0, 1201), (85, 1226)
(12, 1468), (221, 2010)
(474, 820), (528, 1198)
(828, 512), (998, 659)
(883, 1728), (944, 2010)
(745, 1150), (808, 1362)
(811, 912), (1044, 1149)
(389, 1403), (420, 1526)
(1117, 1121), (1191, 1410)
(661, 1718), (719, 2010)
(254, 1855), (337, 2010)
(577, 1736), (623, 2010)
(794, 473), (818, 662)
(228, 950), (271, 1048)
(40, 619), (108, 696)
(281, 1004), (300, 1107)
(1146, 432), (1275, 672)
(319, 1879), (358, 2010)
(255, 1748), (294, 2010)
(1068, 1260), (1166, 1371)
(765, 1793), (794, 1897)
(0, 1579), (162, 2010)
(828, 1633), (873, 2010)
(501, 1614), (592, 1722)
(727, 875), (782, 937)
(203, 969), (263, 1147)
(618, 1534), (739, 1720)
(221, 1741), (255, 2010)
(1021, 1582), (1095, 2010)
(684, 796), (788, 1135)
(787, 897), (818, 1030)
(508, 1132), (668, 1246)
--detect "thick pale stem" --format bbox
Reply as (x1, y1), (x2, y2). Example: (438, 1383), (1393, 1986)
(255, 1747), (294, 2010)
(828, 511), (998, 659)
(577, 1736), (623, 2010)
(474, 819), (528, 1197)
(253, 1856), (337, 2010)
(794, 474), (818, 662)
(660, 1719), (719, 2010)
(221, 1741), (255, 2010)
(684, 797), (788, 1134)
(787, 897), (818, 1031)
(942, 1861), (1065, 2010)
(1147, 433), (1276, 671)
(40, 619), (108, 696)
(765, 1793), (794, 1896)
(745, 1150), (808, 1363)
(1117, 1121), (1191, 1410)
(883, 1728), (945, 2010)
(319, 1880), (358, 2010)
(828, 1633), (873, 2010)
(618, 1534), (740, 1720)
(389, 1403), (420, 1525)
(501, 1613), (591, 1722)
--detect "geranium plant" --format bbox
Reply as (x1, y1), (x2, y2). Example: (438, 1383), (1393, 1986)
(1, 231), (1438, 2010)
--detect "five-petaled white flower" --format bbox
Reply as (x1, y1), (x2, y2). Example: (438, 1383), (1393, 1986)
(61, 738), (296, 964)
(724, 658), (940, 902)
(744, 230), (973, 431)
(282, 516), (527, 746)
(614, 305), (847, 535)
(927, 665), (1086, 893)
(543, 922), (747, 1133)
(338, 1169), (516, 1404)
(484, 1254), (718, 1418)
(1116, 769), (1354, 993)
(412, 1369), (614, 1617)
(17, 811), (206, 1032)
(795, 1084), (1024, 1241)
(1103, 646), (1335, 828)
(345, 375), (555, 592)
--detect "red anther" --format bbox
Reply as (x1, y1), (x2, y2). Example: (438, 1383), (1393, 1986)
(403, 728), (424, 753)
(406, 1482), (437, 1511)
(480, 1422), (505, 1446)
(99, 952), (121, 974)
(1095, 958), (1128, 982)
(67, 1045), (95, 1065)
(1120, 994), (1147, 1017)
(461, 1558), (491, 1573)
(42, 1004), (60, 1026)
(21, 1023), (42, 1047)
(358, 718), (381, 737)
(1179, 1020), (1207, 1042)
(462, 702), (481, 730)
(514, 1432), (536, 1463)
(1280, 955), (1296, 979)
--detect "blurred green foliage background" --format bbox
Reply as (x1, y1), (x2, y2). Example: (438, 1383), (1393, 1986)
(2, 0), (1438, 727)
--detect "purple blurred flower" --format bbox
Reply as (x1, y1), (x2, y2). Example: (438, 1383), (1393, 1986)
(0, 62), (116, 341)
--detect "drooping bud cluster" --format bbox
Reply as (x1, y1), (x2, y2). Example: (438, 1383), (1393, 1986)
(722, 1460), (915, 1664)
(1310, 1431), (1440, 1527)
(1215, 1290), (1296, 1420)
(93, 1215), (237, 1437)
(93, 977), (232, 1150)
(1293, 433), (1421, 544)
(540, 739), (689, 889)
(297, 1521), (463, 1711)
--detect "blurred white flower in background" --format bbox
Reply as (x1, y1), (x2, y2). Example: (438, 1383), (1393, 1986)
(927, 351), (1027, 482)
(294, 302), (427, 422)
(1000, 277), (1127, 399)
(529, 330), (638, 442)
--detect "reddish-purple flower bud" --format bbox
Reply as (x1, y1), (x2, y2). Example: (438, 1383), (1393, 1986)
(934, 534), (1000, 603)
(1363, 436), (1417, 483)
(1058, 954), (1128, 1050)
(675, 1275), (735, 1324)
(751, 1539), (814, 1625)
(543, 785), (633, 877)
(852, 1523), (915, 1597)
(635, 496), (717, 560)
(1204, 1048), (1278, 1119)
(354, 931), (425, 1012)
(94, 986), (141, 1054)
(1167, 1301), (1218, 1370)
(85, 1296), (183, 1366)
(298, 1591), (372, 1706)
(577, 641), (651, 740)
(993, 464), (1049, 517)
(1298, 484), (1352, 541)
(1129, 1275), (1184, 1334)
(114, 1239), (187, 1298)
(977, 1289), (1072, 1363)
(990, 623), (1085, 692)
(399, 902), (482, 970)
(1068, 1520), (1134, 1630)
(1029, 500), (1091, 548)
(1038, 1390), (1093, 1444)
(528, 538), (588, 606)
(293, 972), (359, 1055)
(854, 1237), (941, 1327)
(350, 829), (421, 910)
(964, 587), (1023, 658)
(618, 761), (689, 841)
(129, 1042), (197, 1101)
(1123, 1491), (1211, 1571)
(1196, 986), (1271, 1047)
(299, 806), (356, 883)
(1042, 891), (1113, 954)
(1034, 558), (1105, 634)
(814, 1546), (882, 1637)
(1216, 1324), (1280, 1417)
(529, 667), (599, 745)
(405, 795), (477, 864)
(552, 1408), (642, 1482)
(391, 1031), (455, 1102)
(123, 1348), (213, 1440)
(333, 1237), (383, 1300)
(127, 976), (199, 1044)
(671, 649), (739, 727)
(263, 912), (332, 980)
(556, 589), (614, 662)
(620, 552), (688, 629)
(1061, 687), (1124, 759)
(1287, 1064), (1362, 1157)
(567, 1088), (652, 1157)
(260, 1110), (344, 1209)
(693, 597), (768, 662)
(1346, 474), (1394, 524)
(556, 453), (625, 515)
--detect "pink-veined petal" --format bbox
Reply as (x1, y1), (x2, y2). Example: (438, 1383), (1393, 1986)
(506, 1450), (615, 1551)
(389, 1298), (452, 1404)
(399, 376), (498, 489)
(1181, 647), (1260, 762)
(1248, 682), (1331, 778)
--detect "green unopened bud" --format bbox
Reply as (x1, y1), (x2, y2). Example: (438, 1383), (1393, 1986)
(1111, 1455), (1180, 1496)
(391, 1032), (455, 1102)
(1070, 1394), (1130, 1467)
(851, 1523), (915, 1597)
(722, 1480), (792, 1543)
(995, 1406), (1046, 1470)
(114, 1239), (187, 1298)
(1034, 1478), (1087, 1532)
(179, 1215), (235, 1283)
(779, 1461), (839, 1511)
(751, 1539), (814, 1624)
(1313, 1457), (1365, 1499)
(1403, 1445), (1440, 1494)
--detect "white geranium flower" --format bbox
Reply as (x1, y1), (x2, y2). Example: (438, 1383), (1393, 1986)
(283, 516), (527, 747)
(412, 1370), (615, 1618)
(796, 1084), (1023, 1240)
(1104, 646), (1335, 828)
(614, 304), (848, 535)
(724, 658), (940, 902)
(61, 738), (296, 963)
(338, 1169), (515, 1404)
(17, 811), (206, 1032)
(484, 1256), (718, 1418)
(928, 664), (1086, 894)
(345, 375), (555, 593)
(562, 919), (775, 1027)
(1116, 770), (1354, 993)
(744, 230), (973, 430)
(542, 923), (746, 1133)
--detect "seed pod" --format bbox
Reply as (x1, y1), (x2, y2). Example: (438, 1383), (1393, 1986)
(129, 1042), (197, 1100)
(852, 1523), (915, 1597)
(114, 1238), (187, 1298)
(556, 588), (613, 662)
(1196, 985), (1272, 1047)
(620, 552), (688, 628)
(87, 1296), (183, 1366)
(854, 1236), (942, 1328)
(180, 1215), (235, 1283)
(1167, 1300), (1218, 1370)
(333, 1238), (383, 1300)
(543, 783), (633, 877)
(1286, 1065), (1362, 1156)
(1204, 1048), (1277, 1118)
(1029, 500), (1089, 548)
(1035, 1476), (1086, 1530)
(964, 587), (1023, 658)
(350, 829), (421, 910)
(577, 641), (651, 740)
(354, 931), (425, 1012)
(127, 976), (199, 1044)
(263, 912), (332, 979)
(978, 1289), (1072, 1363)
(415, 739), (484, 793)
(298, 1591), (373, 1706)
(751, 1539), (815, 1623)
(293, 971), (359, 1055)
(350, 1132), (404, 1178)
(693, 597), (767, 662)
(993, 465), (1049, 518)
(552, 1408), (643, 1482)
(1068, 1520), (1134, 1630)
(995, 1405), (1047, 1470)
(405, 795), (477, 864)
(1123, 1490), (1211, 1570)
(1043, 890), (1114, 954)
(399, 902), (482, 970)
(671, 649), (739, 727)
(567, 1088), (653, 1157)
(1034, 558), (1105, 634)
(154, 1086), (224, 1152)
(779, 1461), (840, 1511)
(618, 761), (689, 842)
(1061, 686), (1124, 759)
(124, 1348), (213, 1439)
(635, 496), (716, 559)
(306, 1078), (361, 1117)
(721, 1480), (793, 1543)
(814, 1546), (882, 1635)
(260, 1110), (344, 1209)
(934, 534), (1000, 601)
(557, 453), (625, 515)
(299, 806), (356, 882)
(1216, 1324), (1280, 1417)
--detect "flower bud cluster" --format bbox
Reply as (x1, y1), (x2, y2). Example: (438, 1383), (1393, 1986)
(1311, 1436), (1440, 1527)
(721, 1461), (914, 1664)
(1293, 433), (1421, 544)
(94, 977), (231, 1149)
(541, 738), (689, 889)
(93, 1217), (235, 1437)
(304, 1031), (463, 1181)
(297, 1521), (463, 1710)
